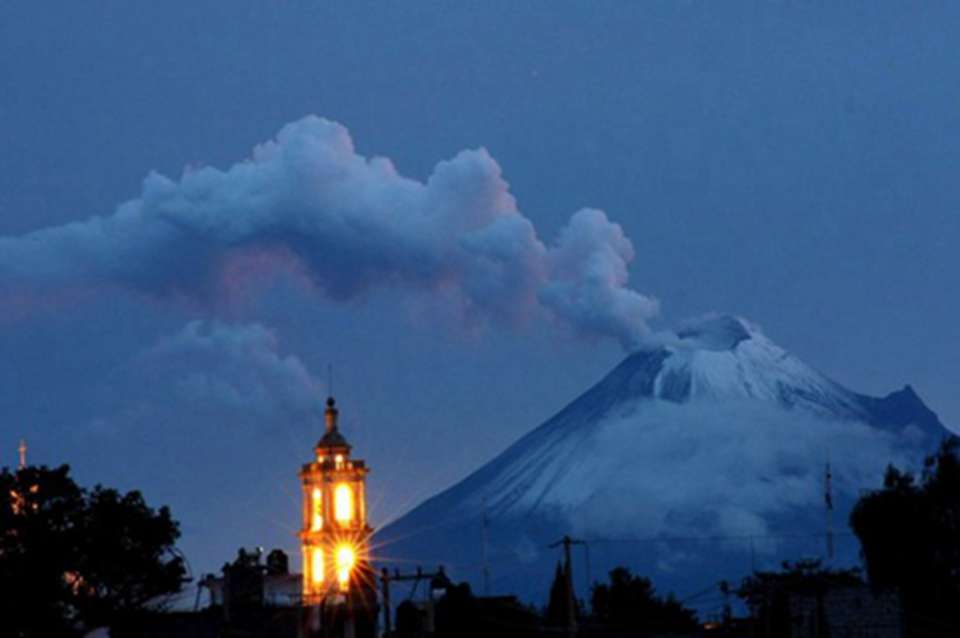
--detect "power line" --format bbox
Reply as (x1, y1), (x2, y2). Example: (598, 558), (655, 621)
(584, 530), (855, 545)
(680, 582), (724, 604)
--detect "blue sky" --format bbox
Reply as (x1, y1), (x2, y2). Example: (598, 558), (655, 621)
(1, 2), (957, 582)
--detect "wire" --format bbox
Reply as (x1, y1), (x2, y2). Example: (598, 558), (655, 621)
(680, 583), (723, 604)
(585, 531), (855, 545)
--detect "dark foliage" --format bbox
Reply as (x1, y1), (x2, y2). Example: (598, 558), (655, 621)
(849, 436), (960, 635)
(0, 465), (84, 636)
(590, 566), (699, 635)
(545, 560), (578, 628)
(395, 599), (423, 638)
(432, 582), (542, 638)
(0, 464), (186, 637)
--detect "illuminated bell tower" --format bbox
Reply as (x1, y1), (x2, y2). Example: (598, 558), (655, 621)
(300, 396), (371, 604)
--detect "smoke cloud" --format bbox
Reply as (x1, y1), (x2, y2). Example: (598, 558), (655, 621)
(0, 116), (658, 348)
(566, 399), (928, 541)
(135, 320), (322, 421)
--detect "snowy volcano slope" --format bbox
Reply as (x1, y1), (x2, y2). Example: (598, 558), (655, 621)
(376, 316), (947, 606)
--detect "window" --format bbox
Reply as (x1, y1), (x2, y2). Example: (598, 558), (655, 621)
(311, 487), (323, 531)
(334, 483), (353, 524)
(311, 547), (324, 584)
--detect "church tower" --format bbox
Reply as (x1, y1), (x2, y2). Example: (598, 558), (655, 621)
(299, 397), (371, 604)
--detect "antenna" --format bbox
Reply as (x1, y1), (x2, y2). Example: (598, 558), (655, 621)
(581, 540), (591, 595)
(825, 458), (834, 561)
(481, 497), (490, 596)
(17, 439), (26, 470)
(328, 363), (334, 397)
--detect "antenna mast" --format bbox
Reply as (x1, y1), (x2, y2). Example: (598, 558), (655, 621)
(825, 459), (834, 561)
(481, 498), (490, 595)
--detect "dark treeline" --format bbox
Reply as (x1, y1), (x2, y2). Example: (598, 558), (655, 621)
(3, 436), (959, 637)
(849, 437), (960, 636)
(0, 464), (186, 637)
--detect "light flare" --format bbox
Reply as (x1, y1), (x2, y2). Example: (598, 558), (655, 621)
(336, 544), (355, 592)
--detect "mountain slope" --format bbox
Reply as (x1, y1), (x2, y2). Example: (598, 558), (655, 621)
(376, 316), (948, 603)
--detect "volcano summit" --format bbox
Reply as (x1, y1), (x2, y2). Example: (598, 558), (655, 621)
(377, 316), (947, 602)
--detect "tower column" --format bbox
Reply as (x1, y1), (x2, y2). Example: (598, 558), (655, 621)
(298, 396), (372, 620)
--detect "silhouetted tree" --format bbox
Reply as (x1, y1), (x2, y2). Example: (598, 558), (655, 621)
(0, 464), (186, 637)
(850, 436), (960, 635)
(590, 566), (698, 635)
(0, 464), (85, 636)
(545, 560), (577, 628)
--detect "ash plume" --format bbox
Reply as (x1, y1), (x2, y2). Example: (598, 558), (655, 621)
(0, 116), (658, 348)
(141, 320), (321, 419)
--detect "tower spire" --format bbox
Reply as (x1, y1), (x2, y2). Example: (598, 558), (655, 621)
(325, 396), (339, 435)
(17, 439), (26, 470)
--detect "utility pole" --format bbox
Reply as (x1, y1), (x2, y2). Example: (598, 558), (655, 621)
(380, 568), (391, 637)
(825, 460), (834, 561)
(581, 541), (591, 595)
(719, 580), (732, 626)
(481, 498), (490, 596)
(379, 566), (449, 637)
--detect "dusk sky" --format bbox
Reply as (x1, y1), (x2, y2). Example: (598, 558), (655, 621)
(2, 2), (958, 584)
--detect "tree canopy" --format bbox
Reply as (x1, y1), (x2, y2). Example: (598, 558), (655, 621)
(849, 436), (960, 635)
(0, 464), (186, 637)
(590, 566), (699, 634)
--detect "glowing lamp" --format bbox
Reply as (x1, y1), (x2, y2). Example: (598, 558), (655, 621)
(336, 544), (355, 591)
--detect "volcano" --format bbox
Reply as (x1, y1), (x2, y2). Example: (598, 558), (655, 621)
(376, 316), (948, 608)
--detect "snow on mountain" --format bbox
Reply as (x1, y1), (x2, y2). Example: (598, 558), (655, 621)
(375, 315), (948, 604)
